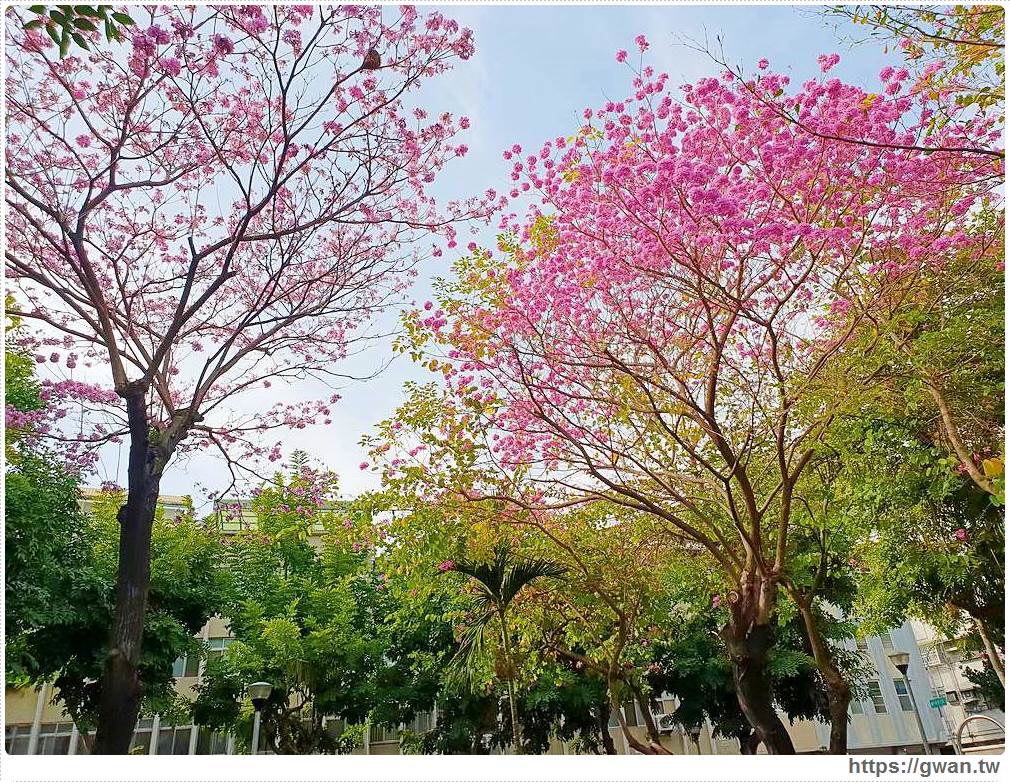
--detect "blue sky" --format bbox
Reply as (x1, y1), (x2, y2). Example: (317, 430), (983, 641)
(121, 4), (901, 506)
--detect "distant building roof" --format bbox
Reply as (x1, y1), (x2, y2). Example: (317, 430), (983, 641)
(79, 487), (191, 520)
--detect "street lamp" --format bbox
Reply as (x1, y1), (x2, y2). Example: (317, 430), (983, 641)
(888, 652), (931, 755)
(247, 681), (273, 755)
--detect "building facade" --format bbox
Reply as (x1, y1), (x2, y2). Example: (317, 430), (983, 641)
(911, 620), (1005, 753)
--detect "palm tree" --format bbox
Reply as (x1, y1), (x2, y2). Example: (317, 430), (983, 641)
(445, 545), (565, 754)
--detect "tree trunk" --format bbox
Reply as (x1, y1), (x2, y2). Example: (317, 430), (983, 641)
(973, 615), (1006, 688)
(597, 702), (618, 754)
(736, 727), (760, 754)
(793, 595), (851, 754)
(631, 685), (673, 754)
(93, 390), (165, 754)
(608, 685), (669, 755)
(498, 610), (524, 754)
(721, 620), (795, 754)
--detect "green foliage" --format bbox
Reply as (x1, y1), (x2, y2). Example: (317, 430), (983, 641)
(822, 410), (1004, 641)
(800, 211), (1005, 655)
(833, 5), (1004, 126)
(21, 5), (135, 57)
(5, 452), (96, 680)
(443, 544), (564, 751)
(193, 469), (462, 753)
(6, 486), (224, 729)
(5, 331), (223, 730)
(5, 300), (43, 455)
(964, 661), (1005, 712)
(520, 663), (608, 754)
(418, 689), (503, 754)
(5, 323), (94, 682)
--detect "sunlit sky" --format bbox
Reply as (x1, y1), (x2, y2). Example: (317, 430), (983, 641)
(88, 4), (899, 508)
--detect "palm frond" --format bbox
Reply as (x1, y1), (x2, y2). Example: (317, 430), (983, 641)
(446, 609), (495, 689)
(451, 559), (505, 602)
(500, 558), (566, 608)
(450, 544), (566, 610)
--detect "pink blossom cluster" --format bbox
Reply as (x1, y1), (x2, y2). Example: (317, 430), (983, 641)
(6, 377), (120, 473)
(6, 5), (502, 483)
(392, 45), (1001, 493)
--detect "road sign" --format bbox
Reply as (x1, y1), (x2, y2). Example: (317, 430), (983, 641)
(929, 696), (948, 708)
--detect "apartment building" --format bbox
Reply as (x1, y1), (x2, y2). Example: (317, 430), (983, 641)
(77, 488), (192, 520)
(911, 620), (1005, 753)
(809, 625), (949, 754)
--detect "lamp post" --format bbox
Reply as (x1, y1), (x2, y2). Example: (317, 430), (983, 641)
(888, 652), (931, 755)
(247, 682), (273, 755)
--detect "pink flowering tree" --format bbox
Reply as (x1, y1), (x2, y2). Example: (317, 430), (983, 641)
(5, 4), (497, 753)
(377, 42), (1000, 752)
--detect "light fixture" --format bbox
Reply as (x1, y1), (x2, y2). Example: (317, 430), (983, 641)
(248, 681), (273, 755)
(887, 651), (930, 754)
(248, 681), (273, 711)
(888, 651), (911, 675)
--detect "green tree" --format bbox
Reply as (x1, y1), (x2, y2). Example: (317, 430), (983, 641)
(5, 325), (224, 741)
(811, 226), (1005, 685)
(6, 484), (224, 743)
(193, 468), (463, 754)
(519, 663), (613, 754)
(446, 545), (565, 754)
(192, 470), (383, 753)
(5, 454), (95, 679)
(4, 309), (92, 672)
(827, 414), (1005, 688)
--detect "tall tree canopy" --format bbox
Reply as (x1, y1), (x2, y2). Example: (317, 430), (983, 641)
(381, 41), (1000, 752)
(5, 4), (494, 752)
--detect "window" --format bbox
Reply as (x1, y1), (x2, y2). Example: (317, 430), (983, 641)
(174, 639), (232, 680)
(369, 723), (399, 743)
(206, 637), (234, 664)
(850, 697), (865, 716)
(407, 712), (433, 734)
(196, 728), (229, 755)
(962, 688), (990, 714)
(922, 647), (942, 667)
(77, 730), (97, 754)
(5, 725), (30, 755)
(945, 690), (960, 704)
(893, 679), (914, 712)
(130, 717), (155, 754)
(607, 702), (640, 728)
(867, 681), (887, 714)
(218, 506), (256, 532)
(37, 722), (75, 755)
(172, 655), (201, 678)
(881, 632), (895, 651)
(157, 724), (192, 755)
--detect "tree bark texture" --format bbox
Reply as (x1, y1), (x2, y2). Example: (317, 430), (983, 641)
(93, 390), (167, 753)
(721, 619), (796, 754)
